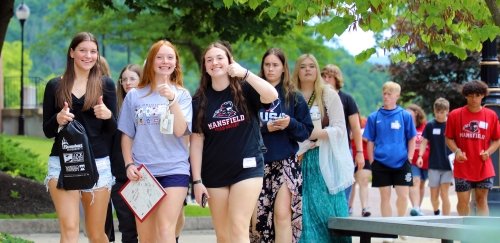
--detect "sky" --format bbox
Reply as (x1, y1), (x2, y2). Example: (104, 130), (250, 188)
(334, 29), (390, 64)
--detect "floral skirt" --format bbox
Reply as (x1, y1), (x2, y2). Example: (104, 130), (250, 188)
(256, 154), (302, 243)
(299, 147), (351, 243)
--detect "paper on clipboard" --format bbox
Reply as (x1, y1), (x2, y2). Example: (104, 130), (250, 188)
(119, 164), (166, 222)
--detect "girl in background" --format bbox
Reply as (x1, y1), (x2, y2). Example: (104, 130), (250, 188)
(109, 64), (142, 243)
(255, 48), (313, 243)
(292, 54), (353, 243)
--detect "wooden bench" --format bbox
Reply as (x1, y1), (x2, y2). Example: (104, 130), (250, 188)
(329, 216), (500, 243)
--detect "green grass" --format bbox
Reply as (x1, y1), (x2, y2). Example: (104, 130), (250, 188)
(183, 205), (211, 217)
(2, 135), (52, 165)
(0, 135), (211, 218)
(0, 205), (210, 219)
(0, 213), (56, 219)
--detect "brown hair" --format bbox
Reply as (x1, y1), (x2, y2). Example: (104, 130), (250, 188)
(56, 32), (102, 110)
(139, 40), (184, 96)
(98, 56), (111, 77)
(193, 42), (250, 133)
(116, 64), (142, 112)
(433, 97), (450, 112)
(407, 104), (427, 128)
(462, 80), (488, 97)
(321, 64), (344, 90)
(258, 48), (295, 109)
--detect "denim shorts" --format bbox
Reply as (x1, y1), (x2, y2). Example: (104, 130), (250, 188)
(411, 164), (428, 181)
(44, 156), (115, 192)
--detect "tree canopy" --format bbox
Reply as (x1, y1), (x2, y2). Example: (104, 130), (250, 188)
(225, 0), (500, 63)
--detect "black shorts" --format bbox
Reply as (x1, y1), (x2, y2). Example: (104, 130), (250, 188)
(371, 160), (413, 187)
(455, 177), (494, 192)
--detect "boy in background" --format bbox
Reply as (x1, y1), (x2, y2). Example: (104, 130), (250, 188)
(417, 98), (452, 215)
(363, 81), (416, 217)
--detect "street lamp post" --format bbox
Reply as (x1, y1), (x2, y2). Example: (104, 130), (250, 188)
(15, 3), (30, 135)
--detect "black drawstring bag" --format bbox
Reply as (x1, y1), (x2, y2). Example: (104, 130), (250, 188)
(56, 120), (99, 190)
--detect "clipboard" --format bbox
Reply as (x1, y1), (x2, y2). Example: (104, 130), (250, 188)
(119, 164), (166, 222)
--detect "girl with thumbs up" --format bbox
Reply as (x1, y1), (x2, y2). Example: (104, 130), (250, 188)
(42, 32), (117, 243)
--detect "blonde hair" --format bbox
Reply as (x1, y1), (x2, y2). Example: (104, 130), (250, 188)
(321, 64), (344, 90)
(291, 54), (325, 118)
(382, 81), (401, 95)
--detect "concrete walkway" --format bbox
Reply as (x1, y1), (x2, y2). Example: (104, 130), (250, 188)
(8, 183), (460, 242)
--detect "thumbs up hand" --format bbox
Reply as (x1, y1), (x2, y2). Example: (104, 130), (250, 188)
(57, 101), (74, 125)
(93, 96), (112, 120)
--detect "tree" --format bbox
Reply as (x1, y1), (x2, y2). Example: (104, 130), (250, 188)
(389, 48), (479, 113)
(2, 41), (33, 108)
(226, 0), (500, 62)
(0, 0), (14, 57)
(44, 0), (296, 68)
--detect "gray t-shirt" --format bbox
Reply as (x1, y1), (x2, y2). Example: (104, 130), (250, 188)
(118, 84), (192, 176)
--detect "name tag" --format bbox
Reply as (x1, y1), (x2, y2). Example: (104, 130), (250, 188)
(160, 111), (174, 134)
(433, 128), (441, 135)
(243, 157), (257, 168)
(391, 120), (401, 130)
(479, 121), (488, 129)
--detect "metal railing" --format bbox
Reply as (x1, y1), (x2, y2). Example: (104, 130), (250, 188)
(3, 76), (45, 108)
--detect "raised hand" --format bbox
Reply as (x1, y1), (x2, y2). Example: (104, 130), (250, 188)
(93, 96), (112, 120)
(227, 62), (248, 79)
(56, 101), (74, 125)
(158, 84), (176, 101)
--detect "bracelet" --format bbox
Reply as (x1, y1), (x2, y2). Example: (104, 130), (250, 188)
(356, 150), (363, 154)
(125, 163), (135, 170)
(243, 69), (249, 80)
(168, 93), (176, 102)
(192, 179), (203, 185)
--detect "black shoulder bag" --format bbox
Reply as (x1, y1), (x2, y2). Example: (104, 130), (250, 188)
(56, 120), (99, 190)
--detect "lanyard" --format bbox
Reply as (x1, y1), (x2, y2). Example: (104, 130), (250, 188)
(307, 91), (316, 108)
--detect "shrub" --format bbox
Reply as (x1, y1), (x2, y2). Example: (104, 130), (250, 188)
(0, 135), (45, 183)
(0, 232), (34, 243)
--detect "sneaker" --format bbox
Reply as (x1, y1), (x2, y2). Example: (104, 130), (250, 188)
(410, 208), (424, 216)
(348, 207), (353, 216)
(362, 208), (371, 217)
(434, 209), (441, 215)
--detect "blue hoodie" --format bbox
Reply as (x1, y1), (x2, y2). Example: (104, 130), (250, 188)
(363, 106), (417, 168)
(259, 83), (314, 162)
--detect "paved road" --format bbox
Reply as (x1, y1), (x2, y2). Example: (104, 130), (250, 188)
(13, 183), (459, 242)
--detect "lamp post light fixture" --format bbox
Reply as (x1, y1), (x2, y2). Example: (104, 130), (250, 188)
(15, 2), (30, 135)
